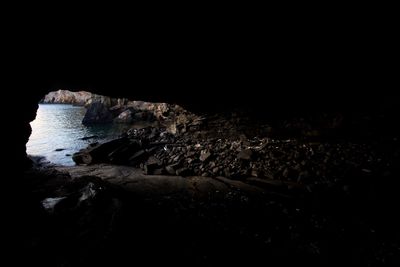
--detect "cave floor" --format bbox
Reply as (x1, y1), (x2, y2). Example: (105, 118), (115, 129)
(54, 164), (295, 199)
(8, 161), (400, 267)
(11, 109), (400, 266)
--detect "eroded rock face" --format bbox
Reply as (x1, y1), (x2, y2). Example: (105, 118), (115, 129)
(41, 90), (197, 127)
(41, 90), (93, 105)
(82, 102), (114, 125)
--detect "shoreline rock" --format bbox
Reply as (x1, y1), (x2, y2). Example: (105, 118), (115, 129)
(41, 90), (93, 105)
(42, 90), (200, 130)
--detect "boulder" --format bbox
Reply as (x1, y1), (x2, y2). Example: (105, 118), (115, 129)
(82, 102), (114, 125)
(72, 137), (128, 165)
(114, 110), (133, 123)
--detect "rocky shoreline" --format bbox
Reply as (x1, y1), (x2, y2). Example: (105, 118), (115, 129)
(17, 142), (400, 266)
(72, 111), (399, 194)
(41, 90), (93, 105)
(41, 89), (197, 128)
(25, 90), (399, 266)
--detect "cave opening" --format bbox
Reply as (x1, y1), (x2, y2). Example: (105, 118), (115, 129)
(13, 86), (400, 267)
(7, 20), (400, 265)
(27, 89), (183, 166)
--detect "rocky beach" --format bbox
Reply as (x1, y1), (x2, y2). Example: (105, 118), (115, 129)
(12, 88), (400, 266)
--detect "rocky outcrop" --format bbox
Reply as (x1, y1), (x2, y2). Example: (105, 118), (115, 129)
(72, 116), (397, 191)
(11, 85), (400, 267)
(42, 92), (126, 124)
(41, 90), (93, 105)
(114, 110), (133, 123)
(82, 102), (114, 125)
(23, 157), (400, 267)
(85, 94), (128, 107)
(126, 101), (171, 120)
(41, 90), (196, 127)
(79, 94), (201, 130)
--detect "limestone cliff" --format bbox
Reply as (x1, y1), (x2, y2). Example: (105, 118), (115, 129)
(41, 90), (194, 126)
(41, 90), (93, 105)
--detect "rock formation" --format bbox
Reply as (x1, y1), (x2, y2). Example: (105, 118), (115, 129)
(82, 102), (114, 125)
(9, 83), (400, 267)
(41, 90), (198, 128)
(114, 110), (133, 123)
(7, 32), (400, 266)
(41, 90), (93, 105)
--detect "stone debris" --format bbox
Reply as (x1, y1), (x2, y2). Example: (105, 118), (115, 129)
(73, 112), (393, 192)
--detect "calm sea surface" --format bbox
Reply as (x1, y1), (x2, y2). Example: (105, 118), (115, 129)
(27, 104), (130, 166)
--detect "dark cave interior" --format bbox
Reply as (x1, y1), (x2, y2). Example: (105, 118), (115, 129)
(5, 29), (400, 265)
(7, 78), (399, 266)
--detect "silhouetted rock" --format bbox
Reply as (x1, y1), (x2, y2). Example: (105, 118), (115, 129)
(73, 137), (127, 165)
(82, 102), (114, 125)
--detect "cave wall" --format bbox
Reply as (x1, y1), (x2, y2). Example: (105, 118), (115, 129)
(6, 12), (398, 170)
(10, 35), (397, 169)
(13, 73), (396, 170)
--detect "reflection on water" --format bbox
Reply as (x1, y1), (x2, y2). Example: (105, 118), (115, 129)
(27, 104), (130, 166)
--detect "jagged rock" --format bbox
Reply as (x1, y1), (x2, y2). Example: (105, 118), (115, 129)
(41, 90), (93, 105)
(200, 150), (211, 162)
(114, 110), (133, 123)
(73, 137), (127, 165)
(72, 152), (93, 165)
(82, 102), (114, 125)
(73, 112), (389, 192)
